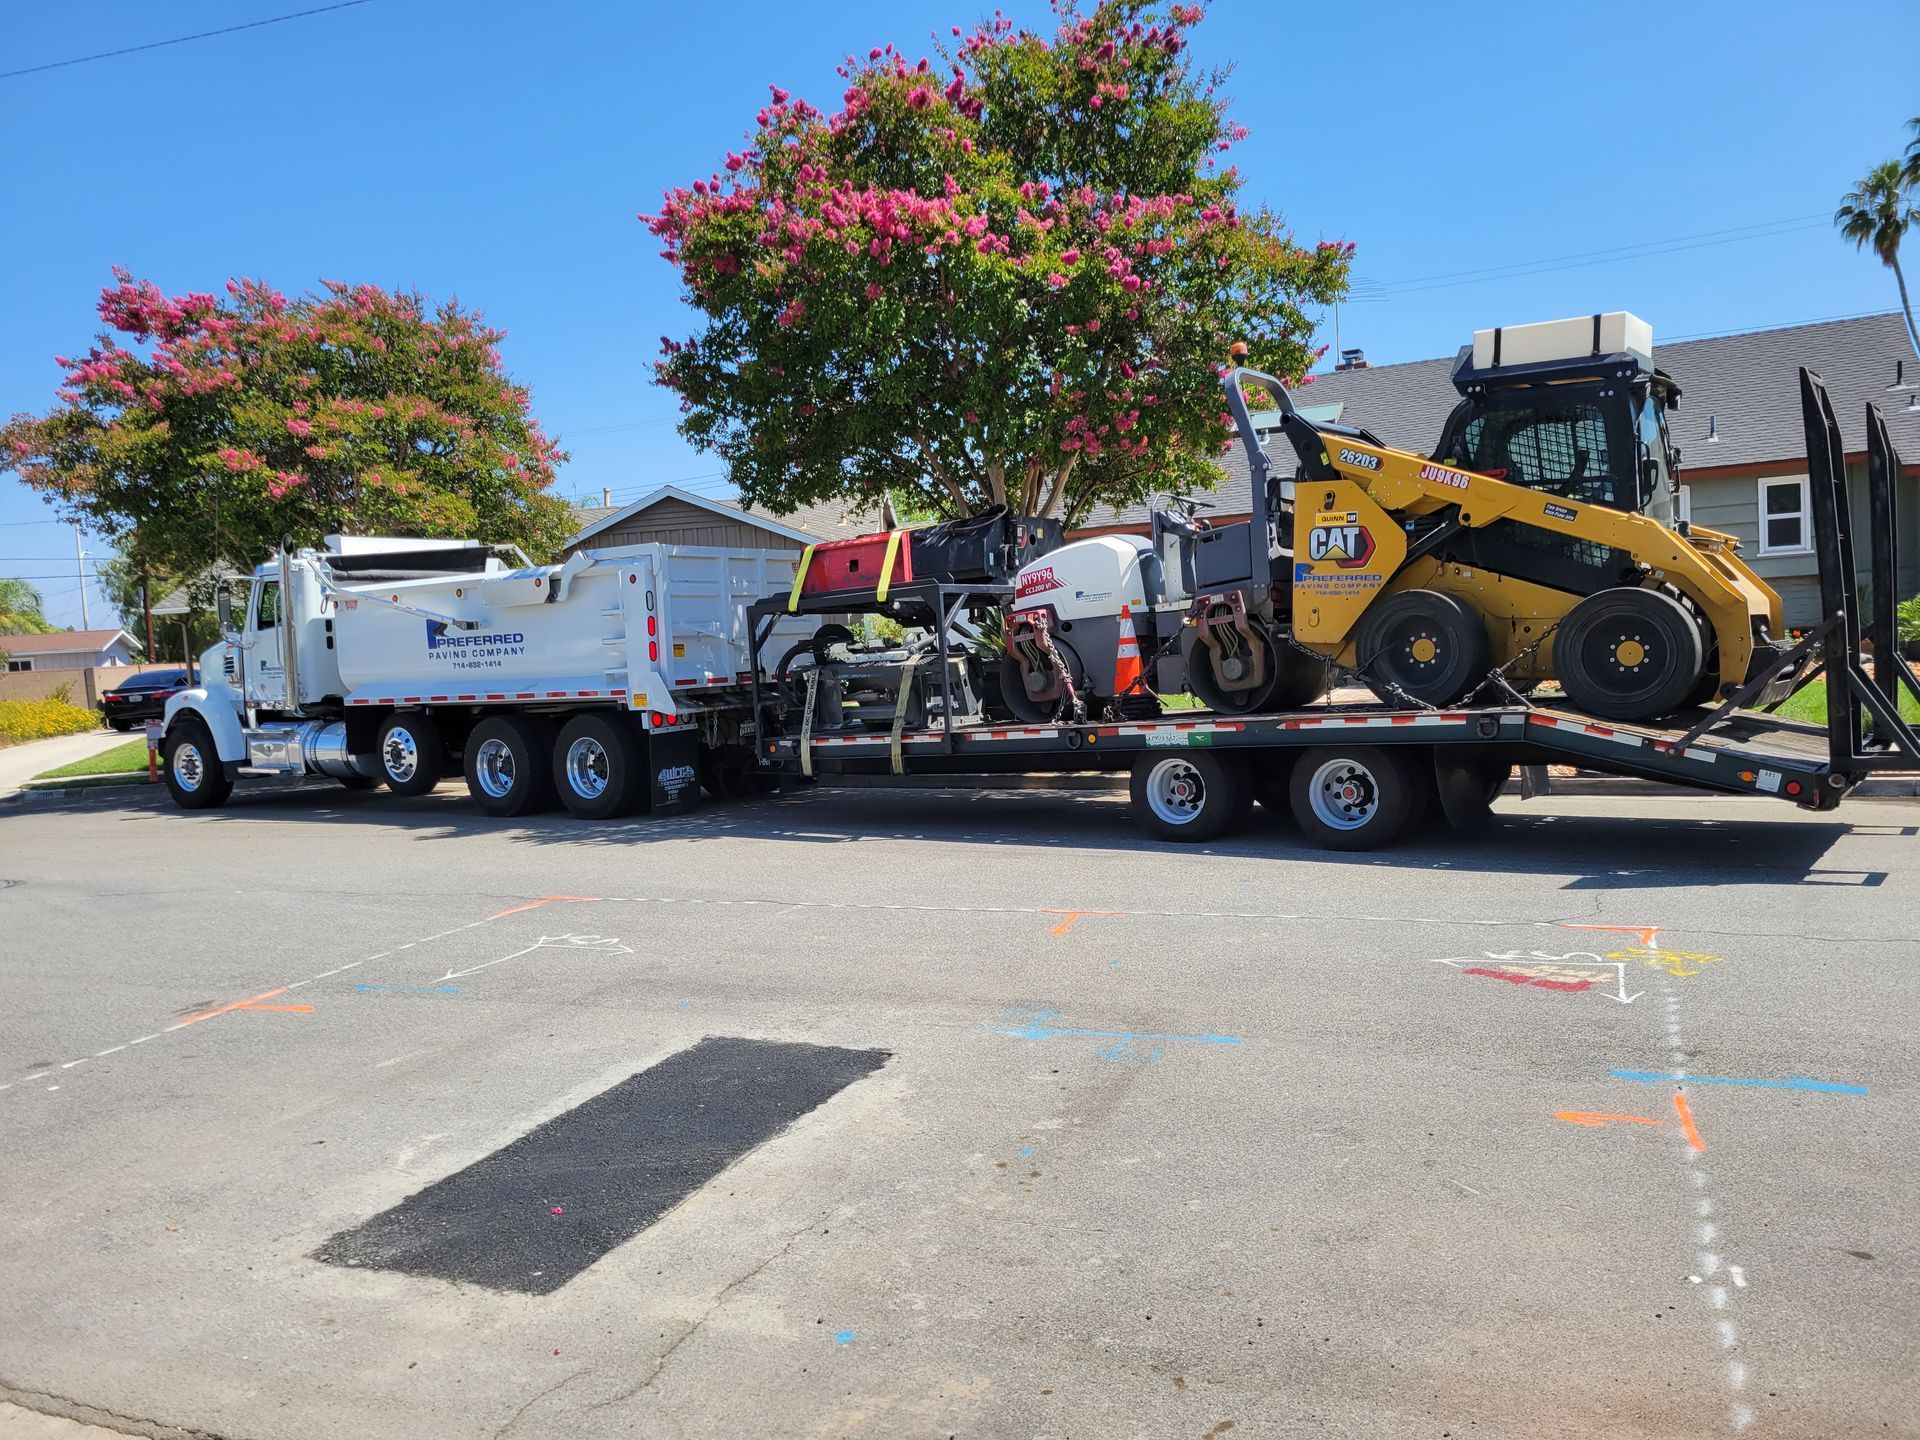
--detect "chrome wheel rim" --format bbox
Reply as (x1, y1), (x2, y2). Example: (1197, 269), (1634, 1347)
(382, 727), (419, 783)
(173, 741), (204, 793)
(565, 736), (610, 799)
(474, 737), (517, 798)
(1145, 758), (1204, 826)
(1308, 758), (1379, 831)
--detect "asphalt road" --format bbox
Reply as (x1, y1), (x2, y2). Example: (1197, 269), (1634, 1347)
(0, 779), (1915, 1440)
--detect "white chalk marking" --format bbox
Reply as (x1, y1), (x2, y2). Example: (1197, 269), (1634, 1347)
(1718, 1319), (1739, 1350)
(1709, 1285), (1729, 1310)
(93, 1046), (124, 1057)
(1730, 1266), (1747, 1289)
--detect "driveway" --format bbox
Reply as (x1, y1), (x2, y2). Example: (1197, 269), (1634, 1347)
(0, 780), (1914, 1439)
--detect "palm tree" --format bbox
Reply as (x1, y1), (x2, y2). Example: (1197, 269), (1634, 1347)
(1836, 158), (1920, 357)
(1904, 117), (1920, 190)
(0, 576), (57, 636)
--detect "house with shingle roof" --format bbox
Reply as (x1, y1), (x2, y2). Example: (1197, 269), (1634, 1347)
(1081, 311), (1920, 628)
(562, 485), (877, 558)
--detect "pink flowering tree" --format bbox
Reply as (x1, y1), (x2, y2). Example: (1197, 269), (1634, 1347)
(644, 0), (1350, 525)
(1, 272), (575, 586)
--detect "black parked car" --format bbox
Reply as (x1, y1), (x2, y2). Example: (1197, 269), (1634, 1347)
(99, 669), (194, 730)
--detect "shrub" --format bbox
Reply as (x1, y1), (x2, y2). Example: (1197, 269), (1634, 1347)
(0, 697), (102, 746)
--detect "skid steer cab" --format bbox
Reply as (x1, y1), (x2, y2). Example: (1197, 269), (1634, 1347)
(1222, 313), (1792, 722)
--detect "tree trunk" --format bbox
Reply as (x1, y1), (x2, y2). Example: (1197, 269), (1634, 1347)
(1894, 253), (1920, 361)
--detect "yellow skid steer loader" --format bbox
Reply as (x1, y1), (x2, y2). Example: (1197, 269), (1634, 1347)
(1214, 314), (1792, 720)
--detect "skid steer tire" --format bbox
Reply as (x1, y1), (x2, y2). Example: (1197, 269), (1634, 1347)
(1288, 745), (1421, 851)
(1129, 750), (1246, 843)
(1357, 590), (1492, 707)
(1555, 587), (1705, 721)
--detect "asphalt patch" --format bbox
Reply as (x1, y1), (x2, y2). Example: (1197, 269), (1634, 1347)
(316, 1036), (889, 1294)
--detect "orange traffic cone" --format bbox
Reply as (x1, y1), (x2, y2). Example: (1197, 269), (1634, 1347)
(1113, 605), (1142, 695)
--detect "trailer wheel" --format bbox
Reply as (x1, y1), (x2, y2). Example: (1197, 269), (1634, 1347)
(1433, 757), (1510, 830)
(376, 713), (446, 796)
(1288, 745), (1418, 851)
(1246, 753), (1297, 811)
(553, 713), (645, 820)
(465, 714), (558, 818)
(1129, 750), (1246, 842)
(162, 719), (233, 810)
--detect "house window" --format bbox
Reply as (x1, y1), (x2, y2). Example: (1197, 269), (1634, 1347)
(6, 659), (31, 672)
(1757, 477), (1811, 555)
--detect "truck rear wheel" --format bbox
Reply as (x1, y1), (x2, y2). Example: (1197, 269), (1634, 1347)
(465, 714), (558, 818)
(163, 719), (234, 810)
(1288, 745), (1420, 851)
(1128, 749), (1247, 842)
(553, 713), (645, 819)
(377, 713), (446, 796)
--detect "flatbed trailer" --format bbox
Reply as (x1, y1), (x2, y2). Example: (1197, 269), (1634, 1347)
(744, 369), (1920, 849)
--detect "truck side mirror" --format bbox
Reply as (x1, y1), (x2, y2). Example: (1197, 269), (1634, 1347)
(215, 581), (238, 638)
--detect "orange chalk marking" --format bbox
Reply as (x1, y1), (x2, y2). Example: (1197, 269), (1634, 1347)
(1041, 908), (1124, 938)
(1556, 1111), (1661, 1128)
(177, 986), (308, 1027)
(1561, 923), (1661, 948)
(237, 1002), (314, 1014)
(1672, 1092), (1708, 1153)
(490, 895), (599, 919)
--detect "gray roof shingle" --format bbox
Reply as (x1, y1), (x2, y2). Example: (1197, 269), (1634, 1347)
(1080, 311), (1920, 528)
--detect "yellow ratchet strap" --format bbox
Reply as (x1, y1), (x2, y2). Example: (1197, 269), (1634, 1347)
(875, 530), (905, 603)
(787, 545), (816, 613)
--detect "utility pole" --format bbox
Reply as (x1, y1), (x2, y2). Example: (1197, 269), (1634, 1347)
(74, 529), (90, 628)
(142, 574), (155, 662)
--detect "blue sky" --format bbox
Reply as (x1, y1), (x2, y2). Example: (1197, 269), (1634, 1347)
(2, 0), (1916, 628)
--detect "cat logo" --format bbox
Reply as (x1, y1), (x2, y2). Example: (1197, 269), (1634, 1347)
(1307, 522), (1376, 568)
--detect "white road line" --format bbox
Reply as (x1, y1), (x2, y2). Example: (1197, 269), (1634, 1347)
(1, 904), (532, 1103)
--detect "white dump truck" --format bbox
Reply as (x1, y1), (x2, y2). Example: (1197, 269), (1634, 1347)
(159, 535), (815, 817)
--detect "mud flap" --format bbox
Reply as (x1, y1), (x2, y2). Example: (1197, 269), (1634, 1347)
(644, 730), (703, 816)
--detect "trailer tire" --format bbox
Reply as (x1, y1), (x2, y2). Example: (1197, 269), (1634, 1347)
(553, 713), (645, 820)
(1129, 750), (1245, 842)
(162, 719), (234, 810)
(1433, 757), (1509, 830)
(1288, 745), (1418, 851)
(1247, 753), (1297, 812)
(376, 713), (446, 796)
(465, 714), (558, 818)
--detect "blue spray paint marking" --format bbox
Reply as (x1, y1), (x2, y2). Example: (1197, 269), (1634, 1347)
(354, 984), (460, 995)
(1020, 1146), (1034, 1157)
(985, 1008), (1242, 1065)
(1611, 1069), (1869, 1096)
(834, 1330), (854, 1346)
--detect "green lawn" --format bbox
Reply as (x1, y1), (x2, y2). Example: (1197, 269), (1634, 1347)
(32, 738), (153, 780)
(1771, 677), (1920, 726)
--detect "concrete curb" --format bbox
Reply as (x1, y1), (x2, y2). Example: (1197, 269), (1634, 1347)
(20, 772), (155, 796)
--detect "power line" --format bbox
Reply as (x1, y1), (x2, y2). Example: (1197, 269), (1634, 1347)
(1338, 214), (1835, 304)
(0, 0), (375, 80)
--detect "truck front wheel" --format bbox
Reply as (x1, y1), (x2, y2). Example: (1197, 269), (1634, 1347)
(553, 713), (645, 820)
(376, 713), (446, 796)
(163, 719), (234, 811)
(465, 714), (558, 818)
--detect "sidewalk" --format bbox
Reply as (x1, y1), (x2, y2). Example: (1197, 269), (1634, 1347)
(0, 730), (140, 799)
